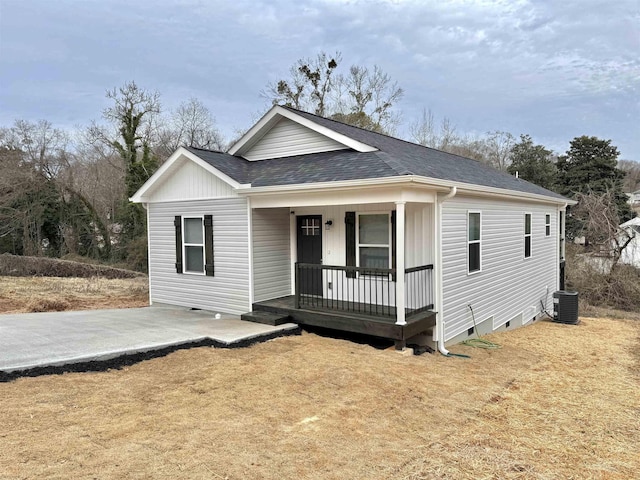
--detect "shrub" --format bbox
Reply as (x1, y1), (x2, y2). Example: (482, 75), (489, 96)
(566, 245), (640, 311)
(0, 253), (145, 279)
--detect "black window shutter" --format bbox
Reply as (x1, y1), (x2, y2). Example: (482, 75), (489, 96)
(345, 211), (356, 278)
(391, 210), (397, 281)
(174, 216), (183, 273)
(204, 214), (214, 276)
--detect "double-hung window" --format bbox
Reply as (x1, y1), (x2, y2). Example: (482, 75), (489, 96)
(183, 217), (205, 274)
(174, 214), (214, 276)
(545, 214), (551, 237)
(559, 211), (565, 261)
(468, 212), (481, 273)
(357, 213), (390, 270)
(524, 213), (532, 258)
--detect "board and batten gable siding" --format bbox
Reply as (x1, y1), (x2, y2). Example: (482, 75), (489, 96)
(242, 117), (348, 161)
(441, 196), (558, 341)
(147, 198), (250, 314)
(252, 208), (291, 302)
(147, 157), (237, 203)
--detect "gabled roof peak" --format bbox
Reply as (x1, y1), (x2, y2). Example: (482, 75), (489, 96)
(227, 105), (378, 159)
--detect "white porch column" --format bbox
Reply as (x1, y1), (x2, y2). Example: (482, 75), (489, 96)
(395, 201), (406, 325)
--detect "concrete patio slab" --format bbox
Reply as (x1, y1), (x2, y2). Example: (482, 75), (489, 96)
(0, 304), (298, 375)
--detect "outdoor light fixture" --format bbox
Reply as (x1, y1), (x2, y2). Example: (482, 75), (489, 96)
(325, 220), (333, 230)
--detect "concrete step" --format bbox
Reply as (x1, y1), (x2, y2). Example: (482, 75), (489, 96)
(241, 311), (293, 326)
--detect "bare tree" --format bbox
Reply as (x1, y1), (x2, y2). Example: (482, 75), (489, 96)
(618, 159), (640, 192)
(410, 108), (464, 152)
(156, 98), (225, 160)
(409, 108), (438, 147)
(572, 189), (636, 271)
(0, 122), (72, 256)
(10, 119), (69, 178)
(263, 51), (341, 115)
(333, 65), (404, 134)
(263, 52), (403, 134)
(484, 131), (515, 171)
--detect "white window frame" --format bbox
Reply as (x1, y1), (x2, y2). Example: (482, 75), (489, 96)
(356, 211), (391, 272)
(545, 214), (551, 237)
(524, 213), (532, 259)
(467, 211), (482, 275)
(559, 210), (566, 261)
(183, 216), (205, 275)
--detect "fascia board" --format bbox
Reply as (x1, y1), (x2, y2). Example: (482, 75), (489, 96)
(228, 105), (378, 156)
(129, 147), (243, 203)
(237, 175), (575, 206)
(227, 106), (282, 155)
(130, 147), (189, 203)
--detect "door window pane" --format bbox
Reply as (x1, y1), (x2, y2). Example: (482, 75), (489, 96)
(302, 218), (320, 236)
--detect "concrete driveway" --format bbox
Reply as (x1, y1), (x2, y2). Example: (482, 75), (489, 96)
(0, 304), (298, 375)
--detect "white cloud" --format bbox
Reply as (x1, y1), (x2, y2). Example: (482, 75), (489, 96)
(0, 0), (637, 157)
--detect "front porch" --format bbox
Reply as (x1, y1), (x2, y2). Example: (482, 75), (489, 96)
(250, 295), (436, 349)
(245, 262), (437, 349)
(248, 191), (440, 349)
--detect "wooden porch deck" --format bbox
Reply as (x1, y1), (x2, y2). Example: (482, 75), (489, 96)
(252, 295), (437, 347)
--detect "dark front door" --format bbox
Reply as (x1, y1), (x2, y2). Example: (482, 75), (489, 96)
(297, 215), (323, 295)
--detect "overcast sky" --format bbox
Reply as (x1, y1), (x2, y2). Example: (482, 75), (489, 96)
(1, 0), (638, 159)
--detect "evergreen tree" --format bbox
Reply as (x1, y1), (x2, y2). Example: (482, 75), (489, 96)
(556, 136), (633, 239)
(507, 134), (557, 190)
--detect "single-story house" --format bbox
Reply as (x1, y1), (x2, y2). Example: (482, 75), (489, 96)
(626, 190), (640, 206)
(131, 105), (575, 352)
(620, 217), (640, 268)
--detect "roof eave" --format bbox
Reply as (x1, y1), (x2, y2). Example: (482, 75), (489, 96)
(237, 175), (575, 206)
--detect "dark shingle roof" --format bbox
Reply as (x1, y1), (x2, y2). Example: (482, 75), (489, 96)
(186, 108), (568, 201)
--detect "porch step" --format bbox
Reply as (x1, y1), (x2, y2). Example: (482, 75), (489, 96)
(241, 311), (293, 326)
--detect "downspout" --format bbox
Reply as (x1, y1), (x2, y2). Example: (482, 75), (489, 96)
(436, 186), (457, 356)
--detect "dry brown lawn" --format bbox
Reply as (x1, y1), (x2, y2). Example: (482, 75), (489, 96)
(1, 302), (638, 479)
(0, 275), (149, 313)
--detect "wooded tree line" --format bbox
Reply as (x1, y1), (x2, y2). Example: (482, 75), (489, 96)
(0, 52), (637, 271)
(0, 83), (223, 270)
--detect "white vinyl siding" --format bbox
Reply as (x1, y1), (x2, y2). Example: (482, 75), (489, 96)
(147, 157), (237, 202)
(442, 196), (557, 341)
(242, 117), (347, 161)
(252, 208), (292, 302)
(147, 198), (250, 315)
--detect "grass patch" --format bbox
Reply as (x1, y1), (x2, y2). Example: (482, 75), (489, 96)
(0, 315), (638, 479)
(0, 276), (149, 313)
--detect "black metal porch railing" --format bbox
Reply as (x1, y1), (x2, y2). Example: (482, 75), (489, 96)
(294, 263), (434, 320)
(405, 264), (434, 314)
